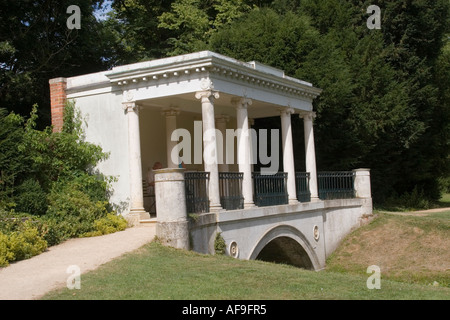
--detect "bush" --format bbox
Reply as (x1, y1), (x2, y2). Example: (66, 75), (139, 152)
(0, 101), (120, 261)
(383, 186), (431, 211)
(0, 232), (14, 267)
(214, 232), (226, 255)
(13, 178), (48, 216)
(44, 182), (112, 245)
(8, 221), (47, 261)
(83, 213), (128, 237)
(0, 221), (47, 267)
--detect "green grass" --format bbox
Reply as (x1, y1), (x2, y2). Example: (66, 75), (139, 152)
(437, 193), (450, 208)
(43, 241), (449, 300)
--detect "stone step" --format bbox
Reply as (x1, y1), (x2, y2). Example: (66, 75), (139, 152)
(140, 218), (157, 225)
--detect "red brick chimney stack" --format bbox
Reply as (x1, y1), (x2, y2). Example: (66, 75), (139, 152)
(49, 77), (67, 132)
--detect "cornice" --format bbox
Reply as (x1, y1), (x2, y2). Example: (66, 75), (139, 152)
(105, 51), (322, 101)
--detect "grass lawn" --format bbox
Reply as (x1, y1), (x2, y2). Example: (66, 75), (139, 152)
(438, 193), (450, 207)
(42, 194), (450, 300)
(43, 241), (449, 300)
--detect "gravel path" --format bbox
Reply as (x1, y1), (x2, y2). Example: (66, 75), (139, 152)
(0, 225), (155, 300)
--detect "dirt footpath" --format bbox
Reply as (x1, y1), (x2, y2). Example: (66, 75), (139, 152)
(0, 225), (155, 300)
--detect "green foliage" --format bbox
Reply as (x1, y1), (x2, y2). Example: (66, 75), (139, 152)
(44, 180), (113, 246)
(209, 1), (450, 203)
(13, 178), (48, 216)
(0, 221), (47, 267)
(384, 186), (432, 211)
(0, 232), (14, 267)
(0, 108), (27, 207)
(83, 213), (128, 238)
(0, 0), (112, 122)
(214, 232), (226, 255)
(0, 101), (116, 253)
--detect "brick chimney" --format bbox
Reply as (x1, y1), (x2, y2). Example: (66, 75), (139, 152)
(49, 77), (67, 132)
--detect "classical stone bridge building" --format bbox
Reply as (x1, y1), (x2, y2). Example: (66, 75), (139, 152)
(50, 51), (372, 270)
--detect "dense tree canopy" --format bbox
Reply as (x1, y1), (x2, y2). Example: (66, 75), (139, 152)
(0, 0), (448, 203)
(0, 0), (112, 125)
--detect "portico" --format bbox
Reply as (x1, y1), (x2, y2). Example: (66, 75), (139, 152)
(113, 52), (321, 221)
(52, 51), (322, 222)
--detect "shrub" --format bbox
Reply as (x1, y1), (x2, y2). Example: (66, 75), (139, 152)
(83, 213), (128, 237)
(214, 232), (226, 255)
(8, 221), (47, 261)
(384, 186), (431, 211)
(0, 101), (117, 256)
(13, 178), (48, 216)
(0, 221), (47, 267)
(45, 183), (112, 245)
(0, 232), (14, 267)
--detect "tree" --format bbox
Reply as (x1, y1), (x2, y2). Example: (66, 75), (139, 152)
(0, 0), (112, 126)
(209, 1), (449, 202)
(107, 0), (176, 63)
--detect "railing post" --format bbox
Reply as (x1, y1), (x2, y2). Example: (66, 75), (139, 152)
(353, 169), (373, 215)
(154, 168), (189, 250)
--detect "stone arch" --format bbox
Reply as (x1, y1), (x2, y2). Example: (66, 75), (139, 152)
(249, 225), (320, 270)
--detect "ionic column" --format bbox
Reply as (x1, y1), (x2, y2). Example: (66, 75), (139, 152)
(299, 111), (319, 201)
(195, 90), (223, 212)
(280, 107), (298, 204)
(233, 97), (255, 208)
(215, 115), (230, 173)
(162, 108), (180, 168)
(123, 102), (150, 222)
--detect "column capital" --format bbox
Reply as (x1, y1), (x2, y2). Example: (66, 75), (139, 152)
(195, 90), (220, 102)
(279, 107), (295, 116)
(299, 111), (317, 121)
(231, 97), (253, 109)
(162, 107), (180, 117)
(123, 101), (141, 114)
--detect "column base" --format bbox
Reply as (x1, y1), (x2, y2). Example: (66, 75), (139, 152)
(157, 220), (190, 250)
(244, 202), (256, 209)
(288, 199), (299, 205)
(210, 203), (225, 213)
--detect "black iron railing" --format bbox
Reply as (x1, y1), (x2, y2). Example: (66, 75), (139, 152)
(185, 172), (210, 214)
(295, 172), (311, 202)
(253, 172), (288, 207)
(318, 171), (355, 200)
(219, 172), (244, 211)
